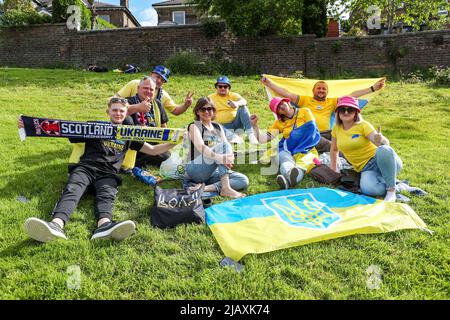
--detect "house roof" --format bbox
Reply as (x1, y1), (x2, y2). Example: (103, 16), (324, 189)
(153, 0), (195, 7)
(95, 2), (120, 7)
(92, 1), (141, 27)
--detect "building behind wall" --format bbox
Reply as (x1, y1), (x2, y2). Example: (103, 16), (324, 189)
(152, 0), (200, 25)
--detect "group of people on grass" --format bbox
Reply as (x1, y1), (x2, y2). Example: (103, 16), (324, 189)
(19, 65), (424, 243)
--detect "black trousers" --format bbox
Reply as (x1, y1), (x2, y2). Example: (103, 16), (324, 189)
(316, 130), (332, 153)
(52, 165), (119, 224)
(135, 151), (170, 168)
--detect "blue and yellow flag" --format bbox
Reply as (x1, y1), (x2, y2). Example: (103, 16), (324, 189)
(206, 188), (428, 261)
(263, 74), (384, 107)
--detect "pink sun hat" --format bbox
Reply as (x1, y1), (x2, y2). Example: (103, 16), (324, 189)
(269, 97), (291, 119)
(336, 96), (360, 113)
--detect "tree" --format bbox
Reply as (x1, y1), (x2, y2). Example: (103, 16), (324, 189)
(328, 0), (449, 34)
(190, 0), (304, 36)
(0, 0), (51, 26)
(52, 0), (92, 30)
(302, 0), (328, 37)
(0, 0), (35, 11)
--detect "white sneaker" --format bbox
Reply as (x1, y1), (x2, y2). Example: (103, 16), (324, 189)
(24, 217), (67, 243)
(91, 220), (136, 241)
(276, 175), (289, 190)
(248, 133), (259, 145)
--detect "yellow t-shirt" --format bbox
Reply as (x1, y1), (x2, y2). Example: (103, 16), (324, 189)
(208, 92), (243, 124)
(269, 108), (316, 139)
(296, 96), (338, 132)
(331, 120), (377, 172)
(117, 80), (177, 113)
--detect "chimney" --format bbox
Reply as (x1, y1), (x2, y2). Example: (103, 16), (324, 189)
(120, 0), (129, 8)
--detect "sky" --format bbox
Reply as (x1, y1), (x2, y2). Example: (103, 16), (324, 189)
(98, 0), (161, 26)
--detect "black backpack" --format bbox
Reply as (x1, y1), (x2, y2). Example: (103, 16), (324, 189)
(150, 185), (205, 228)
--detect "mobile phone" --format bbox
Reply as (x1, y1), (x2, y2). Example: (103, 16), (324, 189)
(227, 100), (233, 107)
(219, 257), (244, 272)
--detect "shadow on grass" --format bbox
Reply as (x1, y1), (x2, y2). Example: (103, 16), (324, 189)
(0, 239), (47, 259)
(13, 149), (70, 167)
(0, 68), (145, 89)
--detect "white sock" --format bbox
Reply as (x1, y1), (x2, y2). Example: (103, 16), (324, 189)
(396, 182), (414, 192)
(384, 190), (396, 202)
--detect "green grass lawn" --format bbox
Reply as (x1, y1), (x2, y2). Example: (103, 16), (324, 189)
(0, 68), (449, 299)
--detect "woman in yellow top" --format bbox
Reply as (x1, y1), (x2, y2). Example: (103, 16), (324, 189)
(330, 96), (402, 202)
(250, 97), (321, 189)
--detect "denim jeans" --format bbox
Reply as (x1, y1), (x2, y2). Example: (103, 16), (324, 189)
(223, 106), (253, 140)
(183, 142), (249, 197)
(360, 145), (403, 196)
(278, 150), (305, 185)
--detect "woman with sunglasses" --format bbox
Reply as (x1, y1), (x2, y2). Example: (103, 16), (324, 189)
(183, 97), (249, 198)
(250, 97), (321, 189)
(330, 96), (402, 202)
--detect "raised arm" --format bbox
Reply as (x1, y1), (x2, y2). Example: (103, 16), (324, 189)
(261, 76), (299, 103)
(351, 78), (385, 98)
(127, 98), (151, 116)
(250, 115), (276, 144)
(367, 126), (390, 147)
(170, 92), (194, 116)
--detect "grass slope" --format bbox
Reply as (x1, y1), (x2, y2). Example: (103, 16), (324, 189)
(0, 68), (449, 299)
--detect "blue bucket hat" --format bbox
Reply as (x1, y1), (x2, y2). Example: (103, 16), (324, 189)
(215, 75), (231, 89)
(152, 65), (171, 82)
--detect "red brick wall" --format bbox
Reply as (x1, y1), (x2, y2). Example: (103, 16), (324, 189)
(0, 23), (449, 76)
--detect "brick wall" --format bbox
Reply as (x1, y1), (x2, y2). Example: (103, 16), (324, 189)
(0, 23), (449, 75)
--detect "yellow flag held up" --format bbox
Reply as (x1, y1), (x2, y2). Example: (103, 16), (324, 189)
(262, 74), (385, 101)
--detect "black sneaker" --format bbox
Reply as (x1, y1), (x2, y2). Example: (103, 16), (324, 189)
(90, 220), (136, 241)
(276, 175), (289, 190)
(202, 198), (213, 208)
(289, 167), (301, 187)
(24, 217), (67, 243)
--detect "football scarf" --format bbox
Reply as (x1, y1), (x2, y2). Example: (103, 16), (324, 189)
(19, 116), (184, 144)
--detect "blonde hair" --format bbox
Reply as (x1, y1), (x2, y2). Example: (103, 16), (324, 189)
(108, 97), (129, 108)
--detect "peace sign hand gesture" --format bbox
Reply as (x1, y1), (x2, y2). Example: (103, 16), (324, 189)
(184, 91), (194, 108)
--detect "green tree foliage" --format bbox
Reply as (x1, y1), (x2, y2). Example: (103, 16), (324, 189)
(0, 0), (51, 26)
(302, 0), (328, 37)
(190, 0), (304, 36)
(52, 0), (92, 30)
(328, 0), (449, 34)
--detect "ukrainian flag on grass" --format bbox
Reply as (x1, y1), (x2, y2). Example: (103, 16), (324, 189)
(206, 188), (428, 261)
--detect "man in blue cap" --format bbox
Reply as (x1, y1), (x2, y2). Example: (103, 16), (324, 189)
(116, 65), (194, 116)
(208, 76), (258, 145)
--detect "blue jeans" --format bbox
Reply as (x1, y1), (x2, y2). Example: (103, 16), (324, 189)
(183, 142), (249, 197)
(223, 106), (253, 140)
(278, 150), (305, 185)
(360, 145), (403, 196)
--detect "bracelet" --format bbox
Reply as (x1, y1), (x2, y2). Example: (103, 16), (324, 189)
(371, 86), (375, 92)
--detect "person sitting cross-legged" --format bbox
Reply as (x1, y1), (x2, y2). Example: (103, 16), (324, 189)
(208, 76), (258, 145)
(330, 96), (426, 202)
(183, 97), (249, 199)
(250, 97), (320, 189)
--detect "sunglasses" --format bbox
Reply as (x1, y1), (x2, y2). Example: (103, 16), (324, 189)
(338, 107), (356, 114)
(199, 107), (215, 113)
(110, 97), (128, 104)
(216, 85), (229, 89)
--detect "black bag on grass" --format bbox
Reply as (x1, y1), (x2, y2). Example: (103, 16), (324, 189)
(150, 185), (205, 228)
(338, 169), (361, 193)
(309, 164), (342, 186)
